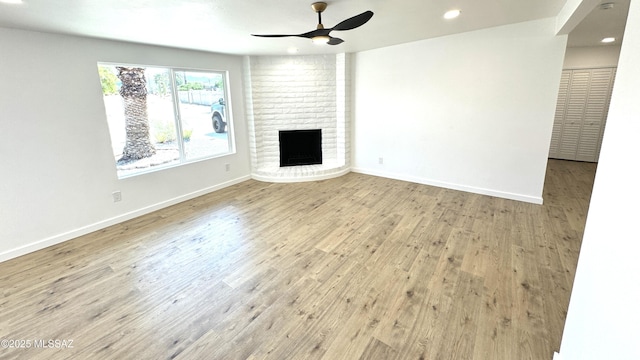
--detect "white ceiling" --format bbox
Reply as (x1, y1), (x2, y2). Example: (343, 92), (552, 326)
(567, 0), (629, 47)
(0, 0), (629, 55)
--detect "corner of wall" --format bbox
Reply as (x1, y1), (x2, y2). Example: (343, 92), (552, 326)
(242, 55), (259, 171)
(336, 53), (351, 168)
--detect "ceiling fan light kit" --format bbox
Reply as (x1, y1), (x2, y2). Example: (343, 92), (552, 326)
(312, 35), (331, 44)
(251, 2), (374, 46)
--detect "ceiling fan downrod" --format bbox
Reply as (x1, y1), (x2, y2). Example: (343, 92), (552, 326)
(312, 2), (327, 29)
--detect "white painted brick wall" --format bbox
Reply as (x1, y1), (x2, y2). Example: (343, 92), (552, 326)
(244, 54), (351, 181)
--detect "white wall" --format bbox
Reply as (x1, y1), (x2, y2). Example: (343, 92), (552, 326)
(557, 0), (640, 358)
(563, 45), (621, 68)
(351, 18), (567, 204)
(0, 28), (251, 262)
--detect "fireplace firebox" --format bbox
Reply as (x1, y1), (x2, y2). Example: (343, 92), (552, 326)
(279, 129), (322, 167)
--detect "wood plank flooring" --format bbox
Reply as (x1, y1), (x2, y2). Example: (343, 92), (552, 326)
(0, 159), (597, 360)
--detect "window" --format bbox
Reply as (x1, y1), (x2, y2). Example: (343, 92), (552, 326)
(98, 63), (233, 178)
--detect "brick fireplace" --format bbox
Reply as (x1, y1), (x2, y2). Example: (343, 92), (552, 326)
(243, 54), (351, 182)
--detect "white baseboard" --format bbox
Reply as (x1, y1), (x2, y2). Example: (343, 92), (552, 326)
(351, 167), (543, 204)
(0, 175), (251, 263)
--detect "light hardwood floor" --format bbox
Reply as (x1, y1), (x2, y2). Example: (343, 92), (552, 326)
(0, 159), (596, 360)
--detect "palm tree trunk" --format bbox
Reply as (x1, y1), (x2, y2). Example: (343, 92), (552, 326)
(117, 67), (156, 161)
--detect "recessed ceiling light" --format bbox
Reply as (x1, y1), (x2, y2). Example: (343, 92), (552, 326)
(600, 2), (615, 10)
(601, 37), (616, 43)
(0, 0), (24, 4)
(444, 9), (461, 19)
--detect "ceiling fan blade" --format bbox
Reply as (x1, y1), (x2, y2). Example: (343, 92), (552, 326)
(331, 10), (373, 31)
(251, 34), (303, 38)
(327, 37), (344, 45)
(253, 28), (331, 39)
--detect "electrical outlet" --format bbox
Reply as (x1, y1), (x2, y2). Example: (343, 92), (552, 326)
(225, 163), (231, 172)
(112, 191), (122, 202)
(378, 157), (384, 165)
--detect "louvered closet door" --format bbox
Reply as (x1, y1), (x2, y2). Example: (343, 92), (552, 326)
(560, 70), (589, 160)
(549, 68), (616, 162)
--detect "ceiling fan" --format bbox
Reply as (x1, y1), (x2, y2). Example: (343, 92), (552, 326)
(251, 2), (374, 45)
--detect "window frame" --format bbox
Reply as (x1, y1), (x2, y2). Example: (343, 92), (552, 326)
(98, 62), (235, 178)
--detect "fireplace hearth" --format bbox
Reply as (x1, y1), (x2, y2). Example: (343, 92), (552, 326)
(279, 129), (322, 167)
